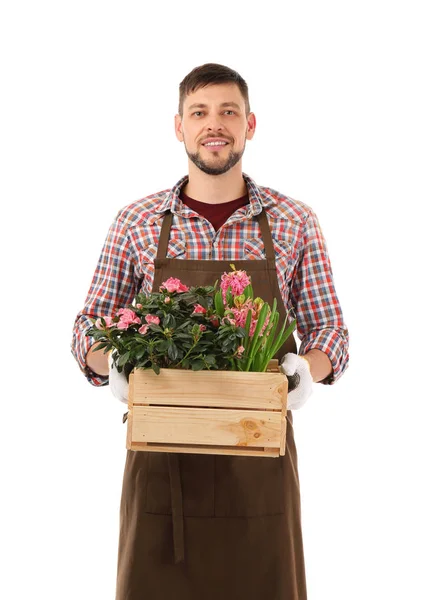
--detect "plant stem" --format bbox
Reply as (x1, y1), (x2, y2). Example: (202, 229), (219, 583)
(174, 338), (199, 367)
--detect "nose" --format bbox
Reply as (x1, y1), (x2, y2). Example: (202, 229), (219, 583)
(205, 112), (224, 131)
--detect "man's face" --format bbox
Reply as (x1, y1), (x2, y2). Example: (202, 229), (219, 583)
(175, 83), (256, 176)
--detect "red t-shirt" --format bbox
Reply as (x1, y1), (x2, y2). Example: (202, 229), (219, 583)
(180, 187), (250, 231)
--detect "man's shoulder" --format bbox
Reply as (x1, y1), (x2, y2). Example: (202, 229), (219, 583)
(257, 181), (315, 224)
(112, 187), (171, 229)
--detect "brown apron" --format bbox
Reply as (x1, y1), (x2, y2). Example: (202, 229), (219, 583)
(115, 209), (308, 599)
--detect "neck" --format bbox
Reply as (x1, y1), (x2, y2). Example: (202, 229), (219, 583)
(183, 164), (247, 204)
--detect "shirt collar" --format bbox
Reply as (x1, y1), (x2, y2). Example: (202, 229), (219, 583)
(155, 173), (279, 219)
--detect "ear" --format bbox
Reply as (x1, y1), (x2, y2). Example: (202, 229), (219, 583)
(246, 112), (256, 141)
(174, 114), (184, 142)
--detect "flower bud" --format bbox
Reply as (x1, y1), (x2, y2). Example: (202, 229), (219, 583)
(234, 294), (245, 308)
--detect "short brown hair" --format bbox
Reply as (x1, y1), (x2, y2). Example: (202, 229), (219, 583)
(178, 63), (250, 117)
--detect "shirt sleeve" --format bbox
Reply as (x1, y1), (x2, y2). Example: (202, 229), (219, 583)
(289, 208), (349, 385)
(71, 209), (140, 386)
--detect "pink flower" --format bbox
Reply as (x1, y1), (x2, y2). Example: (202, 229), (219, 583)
(193, 304), (207, 314)
(138, 324), (149, 335)
(199, 324), (207, 332)
(117, 308), (137, 320)
(145, 314), (160, 325)
(95, 316), (114, 330)
(116, 308), (141, 329)
(136, 303), (142, 309)
(164, 297), (171, 304)
(220, 269), (251, 299)
(160, 277), (189, 293)
(210, 315), (220, 327)
(236, 345), (245, 358)
(224, 300), (254, 330)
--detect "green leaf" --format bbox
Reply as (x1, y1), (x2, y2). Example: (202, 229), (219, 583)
(117, 353), (130, 367)
(167, 342), (179, 361)
(226, 287), (233, 308)
(92, 342), (108, 352)
(214, 289), (225, 317)
(242, 309), (252, 353)
(258, 312), (279, 370)
(152, 363), (160, 375)
(191, 360), (204, 371)
(242, 283), (253, 299)
(247, 303), (269, 355)
(269, 315), (297, 359)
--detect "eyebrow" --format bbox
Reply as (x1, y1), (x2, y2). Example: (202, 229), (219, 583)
(187, 102), (242, 111)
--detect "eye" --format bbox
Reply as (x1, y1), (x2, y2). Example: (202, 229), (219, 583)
(192, 111), (203, 117)
(224, 110), (235, 115)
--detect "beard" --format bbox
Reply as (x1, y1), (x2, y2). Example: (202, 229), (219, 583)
(184, 141), (246, 176)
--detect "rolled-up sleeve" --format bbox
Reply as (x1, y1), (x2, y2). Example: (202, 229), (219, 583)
(71, 209), (140, 386)
(290, 208), (349, 385)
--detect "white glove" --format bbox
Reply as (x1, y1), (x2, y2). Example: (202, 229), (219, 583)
(280, 353), (313, 410)
(109, 353), (129, 404)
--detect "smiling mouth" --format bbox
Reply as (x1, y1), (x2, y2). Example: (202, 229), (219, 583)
(202, 141), (229, 151)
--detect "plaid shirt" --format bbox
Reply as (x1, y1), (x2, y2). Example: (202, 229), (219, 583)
(71, 173), (349, 387)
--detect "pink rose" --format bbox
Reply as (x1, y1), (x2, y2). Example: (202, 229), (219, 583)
(116, 308), (141, 329)
(164, 297), (171, 304)
(138, 324), (149, 335)
(117, 308), (137, 321)
(136, 303), (142, 309)
(159, 277), (189, 293)
(193, 304), (207, 314)
(145, 314), (160, 325)
(199, 324), (207, 332)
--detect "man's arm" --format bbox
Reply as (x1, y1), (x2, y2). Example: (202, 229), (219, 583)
(71, 208), (140, 386)
(302, 349), (333, 383)
(291, 207), (349, 385)
(85, 343), (110, 376)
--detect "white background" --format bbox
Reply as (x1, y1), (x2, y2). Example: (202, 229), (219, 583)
(1, 1), (435, 598)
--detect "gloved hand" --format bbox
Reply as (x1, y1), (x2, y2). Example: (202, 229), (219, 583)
(280, 353), (313, 410)
(109, 353), (129, 404)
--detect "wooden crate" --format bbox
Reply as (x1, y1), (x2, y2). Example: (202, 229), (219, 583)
(124, 360), (288, 457)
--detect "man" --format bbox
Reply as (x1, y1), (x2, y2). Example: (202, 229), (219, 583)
(72, 63), (349, 600)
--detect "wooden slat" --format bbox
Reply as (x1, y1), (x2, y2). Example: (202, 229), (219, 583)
(131, 406), (282, 448)
(128, 441), (280, 458)
(132, 368), (287, 410)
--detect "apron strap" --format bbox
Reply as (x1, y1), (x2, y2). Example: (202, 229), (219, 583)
(256, 209), (276, 261)
(167, 453), (185, 564)
(156, 208), (275, 260)
(157, 211), (173, 260)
